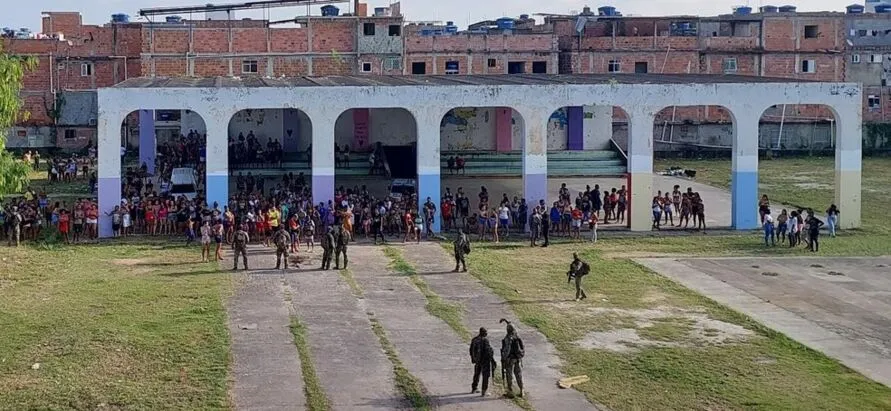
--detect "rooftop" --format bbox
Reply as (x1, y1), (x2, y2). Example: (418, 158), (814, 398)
(113, 73), (817, 89)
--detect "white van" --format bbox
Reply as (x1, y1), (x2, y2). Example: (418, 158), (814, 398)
(170, 167), (200, 200)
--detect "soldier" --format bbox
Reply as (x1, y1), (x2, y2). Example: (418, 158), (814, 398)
(232, 224), (250, 270)
(8, 206), (22, 247)
(453, 229), (470, 272)
(320, 226), (335, 270)
(567, 252), (590, 301)
(274, 226), (292, 270)
(334, 225), (351, 270)
(499, 319), (525, 398)
(469, 327), (496, 397)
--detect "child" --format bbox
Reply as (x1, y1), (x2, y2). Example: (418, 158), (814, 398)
(589, 212), (599, 243)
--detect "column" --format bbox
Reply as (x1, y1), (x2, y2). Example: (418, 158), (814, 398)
(731, 111), (760, 230)
(520, 108), (549, 219)
(98, 111), (122, 239)
(495, 107), (512, 152)
(205, 117), (229, 209)
(353, 108), (370, 151)
(282, 109), (301, 154)
(311, 114), (336, 206)
(567, 106), (584, 150)
(416, 111), (442, 233)
(138, 110), (156, 175)
(627, 110), (655, 231)
(834, 106), (862, 229)
(584, 105), (613, 150)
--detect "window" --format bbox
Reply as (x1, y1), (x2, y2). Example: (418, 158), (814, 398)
(385, 57), (402, 70)
(852, 54), (861, 64)
(81, 63), (93, 77)
(507, 61), (525, 74)
(64, 129), (77, 139)
(411, 61), (426, 74)
(801, 59), (816, 73)
(804, 25), (818, 39)
(487, 58), (497, 68)
(850, 29), (856, 36)
(722, 58), (738, 73)
(870, 54), (883, 63)
(444, 60), (459, 74)
(531, 61), (547, 73)
(634, 62), (648, 74)
(360, 62), (372, 73)
(388, 25), (401, 36)
(608, 60), (620, 73)
(242, 59), (258, 74)
(363, 23), (375, 36)
(868, 94), (880, 110)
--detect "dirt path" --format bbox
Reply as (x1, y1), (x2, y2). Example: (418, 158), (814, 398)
(350, 244), (520, 410)
(397, 242), (600, 411)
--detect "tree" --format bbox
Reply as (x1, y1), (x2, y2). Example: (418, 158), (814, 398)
(0, 42), (36, 197)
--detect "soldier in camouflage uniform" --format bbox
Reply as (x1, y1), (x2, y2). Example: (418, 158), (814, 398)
(274, 226), (292, 270)
(334, 225), (351, 270)
(453, 229), (470, 272)
(232, 224), (250, 270)
(320, 226), (335, 270)
(567, 252), (590, 301)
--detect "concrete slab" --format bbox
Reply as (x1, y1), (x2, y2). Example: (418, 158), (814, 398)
(396, 242), (601, 411)
(636, 256), (891, 388)
(279, 246), (406, 411)
(350, 245), (520, 411)
(226, 262), (306, 410)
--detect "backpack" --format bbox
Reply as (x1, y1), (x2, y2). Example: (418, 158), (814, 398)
(501, 334), (524, 360)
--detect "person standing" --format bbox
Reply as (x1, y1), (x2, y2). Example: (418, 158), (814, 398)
(763, 212), (776, 247)
(807, 212), (825, 252)
(320, 226), (335, 270)
(499, 319), (525, 398)
(8, 206), (22, 247)
(568, 253), (590, 301)
(469, 327), (496, 397)
(334, 225), (351, 270)
(453, 229), (470, 272)
(529, 206), (541, 247)
(232, 224), (250, 270)
(200, 221), (212, 262)
(539, 201), (550, 247)
(825, 204), (840, 238)
(274, 226), (292, 270)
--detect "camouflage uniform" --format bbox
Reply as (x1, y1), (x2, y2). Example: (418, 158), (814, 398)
(453, 230), (470, 272)
(9, 208), (22, 247)
(500, 322), (525, 398)
(320, 227), (335, 270)
(233, 228), (250, 270)
(334, 226), (351, 269)
(567, 253), (590, 301)
(274, 228), (291, 269)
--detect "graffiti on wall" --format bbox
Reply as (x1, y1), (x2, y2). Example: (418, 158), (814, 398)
(549, 107), (568, 128)
(441, 108), (479, 128)
(442, 108), (485, 150)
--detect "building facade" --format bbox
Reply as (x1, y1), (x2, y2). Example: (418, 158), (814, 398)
(4, 4), (888, 151)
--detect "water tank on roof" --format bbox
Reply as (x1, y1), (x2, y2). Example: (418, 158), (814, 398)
(778, 5), (797, 12)
(846, 4), (865, 13)
(520, 14), (530, 19)
(496, 17), (515, 30)
(166, 15), (183, 23)
(734, 6), (753, 15)
(760, 5), (779, 13)
(876, 4), (891, 12)
(598, 6), (618, 16)
(321, 5), (340, 16)
(445, 21), (458, 33)
(111, 13), (130, 23)
(420, 27), (433, 36)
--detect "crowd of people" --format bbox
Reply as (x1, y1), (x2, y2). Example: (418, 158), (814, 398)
(229, 130), (283, 166)
(759, 195), (836, 252)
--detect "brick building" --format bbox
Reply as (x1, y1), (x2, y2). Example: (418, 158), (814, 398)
(4, 4), (889, 151)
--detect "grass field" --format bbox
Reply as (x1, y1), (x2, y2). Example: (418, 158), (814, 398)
(462, 242), (891, 410)
(0, 240), (231, 410)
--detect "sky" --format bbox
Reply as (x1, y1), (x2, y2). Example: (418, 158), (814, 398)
(7, 0), (852, 32)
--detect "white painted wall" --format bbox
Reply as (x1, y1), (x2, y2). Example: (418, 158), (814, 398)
(181, 110), (207, 136)
(334, 108), (417, 149)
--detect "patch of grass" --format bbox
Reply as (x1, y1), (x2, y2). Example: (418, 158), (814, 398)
(289, 317), (331, 411)
(337, 269), (364, 298)
(368, 316), (431, 410)
(461, 241), (891, 410)
(0, 241), (231, 409)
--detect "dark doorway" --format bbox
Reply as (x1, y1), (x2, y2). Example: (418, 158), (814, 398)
(532, 61), (547, 73)
(412, 62), (426, 75)
(383, 145), (417, 179)
(635, 62), (648, 74)
(508, 61), (526, 74)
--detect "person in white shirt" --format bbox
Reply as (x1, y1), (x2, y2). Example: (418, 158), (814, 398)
(763, 213), (775, 246)
(498, 205), (511, 237)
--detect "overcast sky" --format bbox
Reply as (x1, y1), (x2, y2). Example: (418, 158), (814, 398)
(8, 0), (851, 31)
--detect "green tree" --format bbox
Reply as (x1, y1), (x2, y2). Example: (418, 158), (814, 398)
(0, 42), (36, 196)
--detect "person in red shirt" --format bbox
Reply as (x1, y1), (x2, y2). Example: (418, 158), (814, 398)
(59, 210), (70, 244)
(403, 210), (414, 243)
(441, 200), (453, 232)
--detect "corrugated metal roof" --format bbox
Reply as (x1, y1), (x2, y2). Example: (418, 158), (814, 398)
(113, 73), (817, 89)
